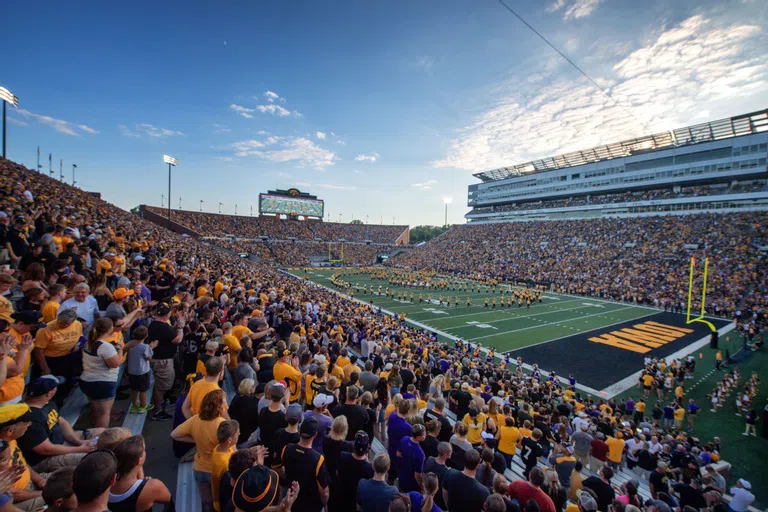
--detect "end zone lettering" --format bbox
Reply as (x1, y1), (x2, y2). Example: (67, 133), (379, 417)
(588, 321), (694, 353)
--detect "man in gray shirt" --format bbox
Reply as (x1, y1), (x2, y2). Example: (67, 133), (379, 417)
(571, 423), (593, 467)
(359, 360), (379, 392)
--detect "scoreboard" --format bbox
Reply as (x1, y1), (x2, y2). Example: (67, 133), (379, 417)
(259, 188), (324, 218)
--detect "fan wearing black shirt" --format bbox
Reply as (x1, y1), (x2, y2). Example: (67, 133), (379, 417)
(520, 429), (544, 479)
(424, 442), (452, 511)
(331, 387), (368, 441)
(146, 306), (183, 421)
(442, 448), (490, 512)
(583, 466), (616, 512)
(423, 399), (453, 443)
(282, 417), (330, 512)
(332, 432), (374, 512)
(421, 421), (441, 459)
(258, 385), (288, 466)
(272, 404), (302, 470)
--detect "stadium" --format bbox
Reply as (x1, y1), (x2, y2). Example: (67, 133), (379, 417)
(1, 3), (767, 512)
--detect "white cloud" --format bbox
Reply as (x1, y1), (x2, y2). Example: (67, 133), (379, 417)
(216, 156), (234, 162)
(411, 180), (438, 190)
(212, 124), (231, 133)
(547, 0), (602, 20)
(355, 152), (380, 163)
(120, 123), (183, 138)
(264, 90), (284, 103)
(6, 117), (27, 126)
(316, 131), (326, 140)
(15, 109), (97, 136)
(254, 104), (301, 117)
(230, 136), (338, 169)
(434, 15), (768, 172)
(230, 104), (254, 119)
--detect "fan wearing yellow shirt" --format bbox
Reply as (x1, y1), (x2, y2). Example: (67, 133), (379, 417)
(673, 405), (685, 431)
(498, 416), (521, 466)
(41, 284), (67, 323)
(211, 420), (239, 512)
(605, 433), (625, 470)
(220, 323), (241, 371)
(272, 350), (303, 403)
(463, 408), (487, 447)
(183, 357), (228, 420)
(642, 373), (655, 396)
(0, 404), (48, 500)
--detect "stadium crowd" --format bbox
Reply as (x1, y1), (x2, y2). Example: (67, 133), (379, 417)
(391, 212), (768, 316)
(467, 181), (767, 215)
(0, 157), (761, 512)
(214, 239), (386, 267)
(143, 206), (408, 244)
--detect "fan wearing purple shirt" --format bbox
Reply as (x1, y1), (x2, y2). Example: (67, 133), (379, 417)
(398, 423), (427, 493)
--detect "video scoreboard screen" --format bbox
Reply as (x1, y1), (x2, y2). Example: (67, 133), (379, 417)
(259, 189), (324, 218)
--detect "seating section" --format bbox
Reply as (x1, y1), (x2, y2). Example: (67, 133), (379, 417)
(144, 205), (408, 243)
(391, 212), (768, 314)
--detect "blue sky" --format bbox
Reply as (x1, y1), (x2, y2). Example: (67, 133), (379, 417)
(3, 0), (767, 226)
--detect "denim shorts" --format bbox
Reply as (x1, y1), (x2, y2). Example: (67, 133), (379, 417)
(193, 470), (211, 484)
(79, 380), (118, 402)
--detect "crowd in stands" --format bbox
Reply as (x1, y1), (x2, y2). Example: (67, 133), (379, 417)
(143, 206), (408, 244)
(467, 181), (768, 215)
(391, 212), (768, 315)
(214, 239), (386, 267)
(0, 156), (761, 512)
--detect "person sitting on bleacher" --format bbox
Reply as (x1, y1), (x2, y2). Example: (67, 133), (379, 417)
(0, 315), (35, 407)
(0, 404), (49, 511)
(71, 449), (118, 512)
(17, 375), (102, 473)
(41, 467), (76, 512)
(107, 435), (172, 512)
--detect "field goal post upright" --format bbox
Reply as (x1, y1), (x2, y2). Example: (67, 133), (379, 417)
(328, 242), (344, 265)
(686, 257), (716, 332)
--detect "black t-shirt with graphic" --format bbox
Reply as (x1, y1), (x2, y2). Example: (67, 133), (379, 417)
(17, 401), (64, 467)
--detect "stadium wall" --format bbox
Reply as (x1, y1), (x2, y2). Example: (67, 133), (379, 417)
(138, 205), (202, 238)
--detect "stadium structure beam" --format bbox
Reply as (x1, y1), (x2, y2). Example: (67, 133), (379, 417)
(163, 154), (179, 229)
(0, 86), (19, 159)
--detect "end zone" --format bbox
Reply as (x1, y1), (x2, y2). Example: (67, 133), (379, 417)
(507, 312), (731, 395)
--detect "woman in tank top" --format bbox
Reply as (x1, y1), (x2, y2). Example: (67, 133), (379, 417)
(108, 435), (172, 512)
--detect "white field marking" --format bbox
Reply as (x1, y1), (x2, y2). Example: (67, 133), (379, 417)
(466, 321), (498, 330)
(422, 308), (449, 315)
(468, 305), (641, 341)
(583, 302), (604, 308)
(414, 298), (584, 322)
(443, 303), (601, 330)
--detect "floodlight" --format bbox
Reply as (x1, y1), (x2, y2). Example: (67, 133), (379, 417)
(443, 197), (453, 205)
(163, 154), (178, 166)
(0, 87), (18, 107)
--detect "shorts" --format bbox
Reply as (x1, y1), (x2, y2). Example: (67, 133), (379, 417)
(79, 380), (118, 402)
(129, 373), (151, 392)
(193, 470), (211, 484)
(150, 359), (174, 392)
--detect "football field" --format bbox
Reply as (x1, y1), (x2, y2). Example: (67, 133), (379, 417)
(288, 268), (730, 396)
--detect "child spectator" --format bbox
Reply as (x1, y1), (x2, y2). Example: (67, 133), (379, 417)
(211, 420), (239, 512)
(126, 326), (156, 413)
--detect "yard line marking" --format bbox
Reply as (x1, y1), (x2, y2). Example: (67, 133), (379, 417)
(468, 305), (642, 342)
(417, 298), (584, 322)
(442, 303), (604, 330)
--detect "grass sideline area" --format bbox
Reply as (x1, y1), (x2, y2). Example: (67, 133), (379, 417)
(613, 344), (767, 508)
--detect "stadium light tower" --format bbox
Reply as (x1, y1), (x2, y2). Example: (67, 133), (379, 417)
(235, 204), (238, 215)
(59, 159), (63, 181)
(199, 200), (203, 212)
(218, 202), (223, 214)
(72, 164), (77, 186)
(179, 197), (182, 210)
(443, 197), (453, 227)
(0, 86), (19, 159)
(161, 194), (165, 208)
(163, 154), (179, 229)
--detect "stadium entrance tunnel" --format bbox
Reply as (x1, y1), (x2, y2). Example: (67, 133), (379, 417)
(507, 312), (729, 391)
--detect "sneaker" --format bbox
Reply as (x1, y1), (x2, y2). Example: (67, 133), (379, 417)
(129, 404), (141, 413)
(145, 404), (155, 412)
(151, 411), (173, 422)
(742, 432), (748, 436)
(137, 406), (148, 414)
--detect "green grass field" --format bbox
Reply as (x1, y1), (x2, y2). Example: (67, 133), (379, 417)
(290, 268), (658, 353)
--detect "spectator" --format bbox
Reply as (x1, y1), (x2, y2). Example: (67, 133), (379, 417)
(33, 309), (83, 403)
(397, 423), (427, 493)
(146, 304), (183, 422)
(358, 452), (398, 512)
(79, 317), (122, 428)
(282, 416), (330, 512)
(41, 467), (76, 512)
(442, 448), (490, 511)
(171, 389), (228, 512)
(507, 467), (555, 512)
(582, 466), (615, 512)
(108, 435), (171, 511)
(72, 450), (118, 512)
(333, 431), (374, 512)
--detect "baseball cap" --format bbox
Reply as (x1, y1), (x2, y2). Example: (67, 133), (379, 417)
(644, 500), (672, 512)
(26, 375), (66, 397)
(313, 394), (334, 408)
(113, 288), (134, 300)
(577, 490), (598, 511)
(12, 310), (46, 328)
(0, 404), (34, 429)
(354, 431), (370, 455)
(268, 384), (286, 401)
(384, 363), (393, 371)
(738, 479), (751, 490)
(300, 417), (319, 438)
(285, 404), (303, 423)
(232, 466), (279, 511)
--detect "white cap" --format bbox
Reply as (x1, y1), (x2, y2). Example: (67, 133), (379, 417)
(313, 394), (334, 408)
(738, 479), (751, 490)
